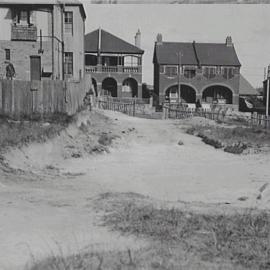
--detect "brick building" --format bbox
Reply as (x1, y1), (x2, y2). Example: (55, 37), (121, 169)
(153, 34), (243, 106)
(85, 28), (144, 97)
(0, 0), (86, 81)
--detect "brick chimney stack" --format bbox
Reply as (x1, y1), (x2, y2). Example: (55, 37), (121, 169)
(156, 33), (163, 45)
(226, 36), (233, 47)
(135, 29), (141, 48)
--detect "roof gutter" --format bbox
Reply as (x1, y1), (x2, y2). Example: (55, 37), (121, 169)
(192, 41), (200, 68)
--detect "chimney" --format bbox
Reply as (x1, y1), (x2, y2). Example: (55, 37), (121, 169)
(156, 33), (163, 45)
(135, 29), (141, 48)
(226, 36), (233, 47)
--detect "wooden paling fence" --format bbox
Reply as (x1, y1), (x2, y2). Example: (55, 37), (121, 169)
(0, 77), (91, 119)
(163, 104), (270, 129)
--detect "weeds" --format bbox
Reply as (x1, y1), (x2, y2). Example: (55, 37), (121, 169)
(0, 114), (74, 150)
(28, 193), (270, 270)
(97, 194), (270, 270)
(186, 125), (270, 154)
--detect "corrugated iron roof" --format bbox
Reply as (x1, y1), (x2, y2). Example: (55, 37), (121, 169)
(154, 41), (241, 66)
(85, 29), (144, 54)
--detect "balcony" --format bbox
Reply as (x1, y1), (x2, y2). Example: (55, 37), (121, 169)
(11, 24), (37, 41)
(85, 65), (142, 74)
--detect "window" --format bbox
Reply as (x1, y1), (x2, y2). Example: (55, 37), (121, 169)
(184, 67), (196, 79)
(64, 52), (73, 75)
(165, 66), (177, 77)
(222, 67), (234, 79)
(13, 9), (32, 25)
(124, 56), (138, 67)
(64, 12), (73, 34)
(159, 65), (165, 74)
(5, 49), (10, 61)
(203, 67), (216, 79)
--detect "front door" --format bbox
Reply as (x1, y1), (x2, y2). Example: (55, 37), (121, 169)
(30, 56), (41, 80)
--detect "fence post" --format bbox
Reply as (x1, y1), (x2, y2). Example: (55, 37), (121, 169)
(133, 100), (135, 116)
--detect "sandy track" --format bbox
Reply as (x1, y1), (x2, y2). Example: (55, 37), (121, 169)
(0, 109), (270, 269)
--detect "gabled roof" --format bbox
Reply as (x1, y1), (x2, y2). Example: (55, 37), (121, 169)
(154, 42), (197, 65)
(154, 41), (241, 66)
(239, 74), (258, 95)
(194, 43), (241, 66)
(85, 29), (144, 55)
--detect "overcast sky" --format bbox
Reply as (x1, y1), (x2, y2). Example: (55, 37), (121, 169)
(83, 3), (270, 87)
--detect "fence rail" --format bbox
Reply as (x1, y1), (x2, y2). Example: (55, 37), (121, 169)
(97, 100), (135, 116)
(104, 96), (150, 105)
(163, 104), (270, 129)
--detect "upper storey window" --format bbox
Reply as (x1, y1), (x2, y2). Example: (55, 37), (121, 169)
(64, 12), (73, 34)
(165, 66), (177, 77)
(12, 9), (34, 26)
(203, 67), (216, 79)
(124, 56), (139, 67)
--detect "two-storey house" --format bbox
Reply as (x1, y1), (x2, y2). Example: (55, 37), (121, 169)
(85, 28), (144, 97)
(0, 0), (86, 81)
(153, 34), (242, 106)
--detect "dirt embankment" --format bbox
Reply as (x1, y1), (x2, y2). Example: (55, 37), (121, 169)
(183, 117), (270, 154)
(0, 110), (134, 180)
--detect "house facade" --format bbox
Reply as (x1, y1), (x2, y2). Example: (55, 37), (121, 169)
(153, 35), (242, 106)
(85, 28), (144, 98)
(0, 0), (86, 81)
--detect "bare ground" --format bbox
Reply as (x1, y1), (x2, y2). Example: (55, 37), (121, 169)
(0, 109), (270, 269)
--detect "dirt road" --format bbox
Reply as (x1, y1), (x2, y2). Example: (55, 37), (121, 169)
(0, 109), (270, 269)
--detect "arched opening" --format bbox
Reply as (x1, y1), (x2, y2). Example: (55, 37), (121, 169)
(91, 78), (97, 96)
(202, 85), (233, 104)
(165, 84), (196, 103)
(102, 77), (118, 97)
(122, 78), (138, 98)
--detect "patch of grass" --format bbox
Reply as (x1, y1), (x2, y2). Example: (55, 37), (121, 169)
(96, 193), (270, 270)
(28, 244), (243, 270)
(186, 125), (270, 154)
(0, 113), (74, 150)
(28, 193), (270, 270)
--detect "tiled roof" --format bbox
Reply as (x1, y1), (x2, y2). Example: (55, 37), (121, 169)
(154, 41), (241, 66)
(154, 42), (198, 65)
(85, 29), (144, 54)
(239, 74), (258, 95)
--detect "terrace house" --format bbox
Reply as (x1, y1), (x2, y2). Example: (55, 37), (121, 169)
(153, 34), (242, 106)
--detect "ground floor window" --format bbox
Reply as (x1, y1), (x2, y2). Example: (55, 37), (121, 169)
(5, 49), (10, 60)
(64, 52), (73, 75)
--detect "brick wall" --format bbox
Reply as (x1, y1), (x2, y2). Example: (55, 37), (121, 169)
(89, 71), (143, 98)
(154, 63), (240, 105)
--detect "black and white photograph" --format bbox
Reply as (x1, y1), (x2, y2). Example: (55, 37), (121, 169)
(0, 0), (270, 269)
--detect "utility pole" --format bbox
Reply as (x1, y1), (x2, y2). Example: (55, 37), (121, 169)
(177, 52), (182, 104)
(266, 65), (270, 120)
